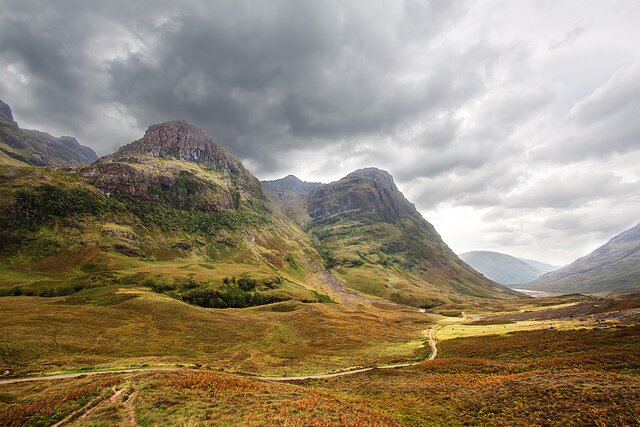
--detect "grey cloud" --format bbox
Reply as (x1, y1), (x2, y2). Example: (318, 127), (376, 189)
(536, 61), (640, 162)
(507, 172), (639, 209)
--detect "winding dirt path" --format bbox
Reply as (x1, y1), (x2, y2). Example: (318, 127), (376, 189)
(257, 327), (437, 381)
(0, 329), (437, 385)
(0, 368), (181, 386)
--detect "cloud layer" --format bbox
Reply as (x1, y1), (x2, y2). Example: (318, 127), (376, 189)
(1, 0), (639, 264)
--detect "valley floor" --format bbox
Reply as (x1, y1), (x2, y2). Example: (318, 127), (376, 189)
(0, 293), (638, 426)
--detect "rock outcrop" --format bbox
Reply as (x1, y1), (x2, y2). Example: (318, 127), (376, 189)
(82, 121), (266, 212)
(307, 168), (418, 223)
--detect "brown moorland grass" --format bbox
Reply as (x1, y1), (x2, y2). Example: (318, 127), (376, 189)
(0, 376), (119, 427)
(0, 286), (432, 377)
(301, 325), (640, 426)
(1, 325), (637, 426)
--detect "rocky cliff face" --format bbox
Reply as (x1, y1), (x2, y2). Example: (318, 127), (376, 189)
(0, 100), (16, 124)
(0, 99), (97, 166)
(307, 168), (418, 223)
(82, 121), (266, 212)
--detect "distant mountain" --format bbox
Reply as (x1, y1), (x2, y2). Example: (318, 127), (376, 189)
(262, 175), (321, 195)
(459, 251), (557, 286)
(302, 168), (522, 306)
(527, 223), (640, 294)
(0, 99), (97, 166)
(516, 257), (560, 275)
(261, 175), (321, 226)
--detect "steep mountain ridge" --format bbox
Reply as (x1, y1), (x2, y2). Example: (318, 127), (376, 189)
(0, 99), (97, 166)
(528, 223), (640, 294)
(459, 251), (557, 286)
(302, 168), (521, 306)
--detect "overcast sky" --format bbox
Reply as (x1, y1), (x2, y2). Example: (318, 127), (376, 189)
(1, 0), (639, 265)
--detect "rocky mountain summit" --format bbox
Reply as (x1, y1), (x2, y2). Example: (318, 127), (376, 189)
(117, 121), (245, 175)
(307, 168), (419, 223)
(0, 99), (97, 165)
(82, 121), (265, 212)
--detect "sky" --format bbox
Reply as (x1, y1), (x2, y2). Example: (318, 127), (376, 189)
(1, 0), (639, 265)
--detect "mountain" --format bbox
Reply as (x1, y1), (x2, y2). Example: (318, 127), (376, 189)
(82, 120), (266, 213)
(1, 121), (523, 311)
(261, 175), (321, 226)
(527, 223), (640, 294)
(0, 99), (97, 166)
(302, 168), (522, 306)
(263, 175), (321, 195)
(516, 257), (560, 275)
(459, 251), (558, 286)
(0, 120), (334, 308)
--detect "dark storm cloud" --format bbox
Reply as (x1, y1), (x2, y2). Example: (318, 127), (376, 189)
(0, 8), (99, 131)
(0, 0), (493, 175)
(104, 0), (477, 170)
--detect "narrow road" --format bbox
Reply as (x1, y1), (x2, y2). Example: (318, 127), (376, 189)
(0, 329), (437, 385)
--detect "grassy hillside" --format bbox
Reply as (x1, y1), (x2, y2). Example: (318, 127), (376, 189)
(459, 251), (551, 286)
(304, 168), (522, 307)
(528, 223), (640, 294)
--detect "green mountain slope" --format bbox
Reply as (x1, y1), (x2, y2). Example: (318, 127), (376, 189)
(302, 168), (522, 306)
(0, 121), (333, 307)
(459, 251), (555, 286)
(0, 99), (97, 166)
(527, 223), (640, 294)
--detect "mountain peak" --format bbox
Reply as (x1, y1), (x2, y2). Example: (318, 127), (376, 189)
(0, 99), (16, 124)
(346, 167), (393, 181)
(115, 120), (245, 174)
(262, 174), (321, 195)
(119, 121), (219, 158)
(308, 168), (416, 223)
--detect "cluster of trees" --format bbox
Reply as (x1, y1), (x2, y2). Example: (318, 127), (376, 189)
(147, 274), (287, 309)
